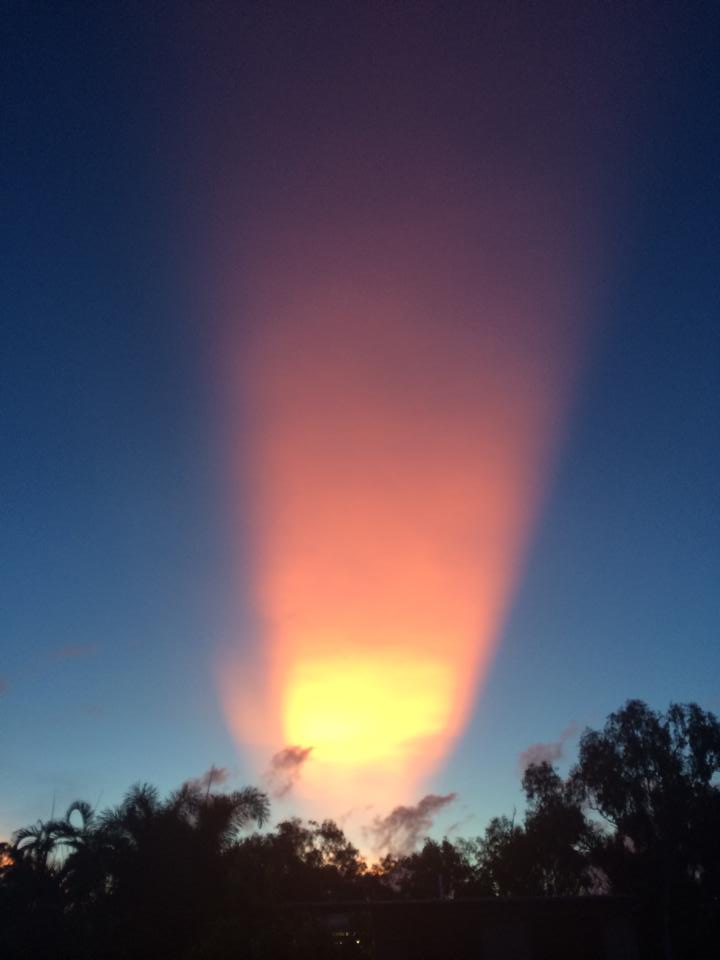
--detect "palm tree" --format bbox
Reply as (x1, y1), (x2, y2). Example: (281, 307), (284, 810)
(3, 778), (272, 960)
(93, 780), (270, 959)
(12, 819), (61, 870)
(96, 782), (161, 845)
(168, 782), (270, 851)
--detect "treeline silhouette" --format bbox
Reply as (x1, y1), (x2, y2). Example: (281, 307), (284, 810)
(1, 700), (718, 959)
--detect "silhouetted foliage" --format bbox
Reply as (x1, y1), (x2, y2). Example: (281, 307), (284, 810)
(378, 837), (475, 899)
(1, 700), (718, 959)
(571, 700), (720, 958)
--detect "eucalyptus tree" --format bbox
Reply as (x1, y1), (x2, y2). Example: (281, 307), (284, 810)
(571, 700), (720, 959)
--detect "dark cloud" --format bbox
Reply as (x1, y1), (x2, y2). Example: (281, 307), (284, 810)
(185, 765), (231, 793)
(50, 643), (98, 662)
(368, 793), (457, 856)
(265, 745), (313, 798)
(518, 725), (578, 774)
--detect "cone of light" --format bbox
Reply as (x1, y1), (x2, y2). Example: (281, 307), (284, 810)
(206, 4), (608, 817)
(218, 191), (586, 814)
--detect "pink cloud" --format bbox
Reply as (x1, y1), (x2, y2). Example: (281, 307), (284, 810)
(265, 745), (313, 798)
(518, 724), (579, 774)
(368, 793), (457, 856)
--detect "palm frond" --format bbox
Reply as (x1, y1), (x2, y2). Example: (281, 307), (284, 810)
(65, 799), (95, 828)
(232, 787), (270, 829)
(124, 782), (160, 816)
(11, 822), (45, 847)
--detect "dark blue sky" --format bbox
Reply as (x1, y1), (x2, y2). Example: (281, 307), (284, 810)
(2, 2), (718, 839)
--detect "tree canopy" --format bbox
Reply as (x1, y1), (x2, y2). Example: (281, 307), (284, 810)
(2, 699), (718, 959)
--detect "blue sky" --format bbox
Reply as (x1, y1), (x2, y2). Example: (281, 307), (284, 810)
(2, 2), (718, 844)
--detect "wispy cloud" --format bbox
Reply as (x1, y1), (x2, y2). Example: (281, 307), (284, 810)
(265, 745), (313, 798)
(445, 812), (476, 837)
(368, 793), (457, 856)
(80, 703), (103, 718)
(49, 643), (98, 663)
(518, 724), (578, 774)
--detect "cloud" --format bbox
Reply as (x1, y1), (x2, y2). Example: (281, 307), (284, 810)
(265, 745), (313, 798)
(186, 765), (231, 793)
(50, 643), (98, 662)
(81, 703), (104, 718)
(445, 812), (476, 837)
(368, 793), (457, 856)
(518, 724), (578, 774)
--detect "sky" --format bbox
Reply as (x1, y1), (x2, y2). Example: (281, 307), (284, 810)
(2, 2), (719, 848)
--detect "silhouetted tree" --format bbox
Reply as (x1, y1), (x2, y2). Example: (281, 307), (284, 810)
(385, 838), (475, 899)
(521, 761), (601, 895)
(461, 763), (598, 897)
(2, 699), (718, 959)
(571, 700), (720, 959)
(2, 822), (69, 958)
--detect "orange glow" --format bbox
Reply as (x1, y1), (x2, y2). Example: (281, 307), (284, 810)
(218, 190), (586, 812)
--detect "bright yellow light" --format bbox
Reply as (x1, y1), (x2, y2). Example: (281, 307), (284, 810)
(285, 653), (454, 765)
